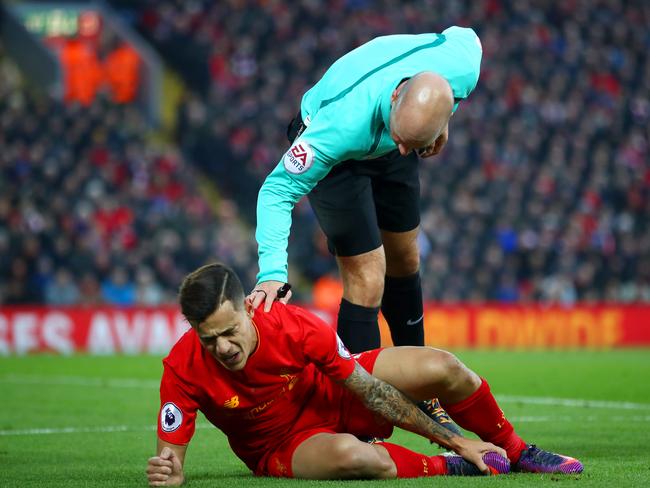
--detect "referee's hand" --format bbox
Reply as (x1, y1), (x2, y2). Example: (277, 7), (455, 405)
(246, 280), (293, 312)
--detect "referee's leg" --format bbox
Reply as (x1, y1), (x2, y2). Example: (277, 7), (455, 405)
(380, 227), (424, 346)
(308, 165), (385, 353)
(374, 150), (424, 347)
(335, 248), (386, 352)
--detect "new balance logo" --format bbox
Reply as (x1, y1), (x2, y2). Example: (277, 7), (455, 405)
(223, 396), (239, 408)
(280, 373), (299, 391)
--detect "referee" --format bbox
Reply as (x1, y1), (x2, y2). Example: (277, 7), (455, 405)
(248, 26), (483, 354)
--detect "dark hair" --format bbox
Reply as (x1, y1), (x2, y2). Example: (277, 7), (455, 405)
(178, 263), (245, 327)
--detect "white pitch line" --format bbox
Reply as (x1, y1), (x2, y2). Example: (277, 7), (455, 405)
(496, 394), (650, 411)
(3, 374), (650, 411)
(3, 416), (650, 437)
(509, 415), (650, 423)
(0, 425), (142, 436)
(0, 374), (159, 389)
(0, 424), (212, 437)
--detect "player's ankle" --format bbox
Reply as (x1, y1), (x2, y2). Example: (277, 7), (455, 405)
(428, 455), (448, 476)
(503, 435), (527, 464)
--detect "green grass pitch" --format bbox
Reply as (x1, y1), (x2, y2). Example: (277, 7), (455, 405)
(2, 350), (650, 487)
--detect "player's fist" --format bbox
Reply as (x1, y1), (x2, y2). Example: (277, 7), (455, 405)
(146, 447), (184, 486)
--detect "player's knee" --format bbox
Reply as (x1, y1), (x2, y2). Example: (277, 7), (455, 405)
(442, 351), (466, 378)
(329, 435), (366, 474)
(439, 350), (477, 393)
(420, 349), (468, 387)
(329, 435), (390, 478)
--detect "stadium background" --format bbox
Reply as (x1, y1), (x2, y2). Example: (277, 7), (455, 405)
(1, 0), (649, 351)
(1, 1), (649, 486)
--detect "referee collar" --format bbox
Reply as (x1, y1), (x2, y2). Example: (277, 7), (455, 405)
(380, 79), (401, 133)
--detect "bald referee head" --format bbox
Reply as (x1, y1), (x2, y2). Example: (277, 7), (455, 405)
(389, 71), (454, 157)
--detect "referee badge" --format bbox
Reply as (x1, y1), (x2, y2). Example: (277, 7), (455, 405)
(283, 139), (314, 174)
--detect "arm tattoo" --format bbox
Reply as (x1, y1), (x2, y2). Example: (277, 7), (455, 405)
(343, 362), (459, 447)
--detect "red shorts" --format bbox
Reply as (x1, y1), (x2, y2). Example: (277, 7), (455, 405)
(255, 348), (393, 477)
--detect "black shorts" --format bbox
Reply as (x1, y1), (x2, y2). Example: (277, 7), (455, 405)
(287, 113), (421, 257)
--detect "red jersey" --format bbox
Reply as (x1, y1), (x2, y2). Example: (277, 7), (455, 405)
(157, 303), (356, 471)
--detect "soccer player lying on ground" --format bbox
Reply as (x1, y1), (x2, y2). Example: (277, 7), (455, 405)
(146, 263), (583, 485)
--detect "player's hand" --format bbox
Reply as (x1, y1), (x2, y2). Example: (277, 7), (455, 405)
(146, 447), (184, 486)
(453, 438), (508, 475)
(246, 280), (293, 312)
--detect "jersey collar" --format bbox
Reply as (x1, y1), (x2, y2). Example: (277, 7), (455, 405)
(249, 318), (260, 359)
(380, 77), (411, 135)
(379, 81), (396, 133)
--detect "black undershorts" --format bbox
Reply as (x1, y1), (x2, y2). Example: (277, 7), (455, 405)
(287, 112), (421, 257)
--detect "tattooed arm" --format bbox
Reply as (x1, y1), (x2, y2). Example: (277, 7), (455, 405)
(343, 362), (458, 446)
(342, 362), (506, 472)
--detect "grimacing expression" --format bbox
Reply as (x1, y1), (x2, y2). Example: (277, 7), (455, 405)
(195, 300), (257, 371)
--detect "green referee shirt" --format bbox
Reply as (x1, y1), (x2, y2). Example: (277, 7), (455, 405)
(255, 26), (483, 283)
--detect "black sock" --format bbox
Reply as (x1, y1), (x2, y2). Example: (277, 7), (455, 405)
(381, 272), (424, 346)
(337, 298), (380, 353)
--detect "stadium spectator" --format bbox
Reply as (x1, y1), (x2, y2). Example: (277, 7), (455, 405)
(2, 257), (43, 304)
(104, 40), (141, 104)
(45, 269), (80, 305)
(101, 267), (136, 306)
(59, 37), (104, 106)
(135, 266), (166, 305)
(78, 272), (104, 306)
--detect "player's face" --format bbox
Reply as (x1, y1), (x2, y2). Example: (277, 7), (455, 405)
(196, 300), (258, 371)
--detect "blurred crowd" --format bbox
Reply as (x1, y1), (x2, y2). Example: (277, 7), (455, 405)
(112, 0), (649, 304)
(0, 46), (257, 306)
(2, 0), (649, 305)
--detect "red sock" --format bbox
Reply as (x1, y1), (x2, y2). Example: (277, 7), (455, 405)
(443, 379), (527, 463)
(379, 442), (447, 478)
